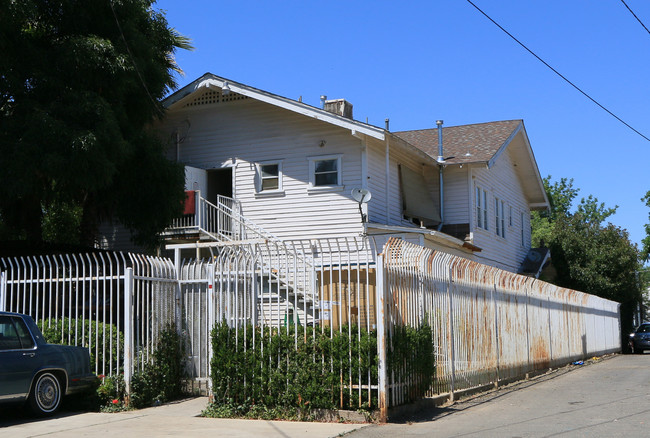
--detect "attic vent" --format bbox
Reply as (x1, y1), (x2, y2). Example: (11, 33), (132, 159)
(184, 89), (249, 107)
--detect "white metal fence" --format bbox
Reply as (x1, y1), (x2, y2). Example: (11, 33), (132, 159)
(1, 237), (621, 416)
(0, 252), (177, 392)
(377, 238), (621, 411)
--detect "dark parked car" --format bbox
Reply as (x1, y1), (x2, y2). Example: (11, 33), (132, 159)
(629, 322), (650, 354)
(0, 312), (96, 415)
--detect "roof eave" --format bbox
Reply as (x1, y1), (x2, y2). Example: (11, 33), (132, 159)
(163, 73), (385, 140)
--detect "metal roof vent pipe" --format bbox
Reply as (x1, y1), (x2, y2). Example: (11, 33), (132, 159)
(320, 95), (327, 109)
(437, 120), (444, 231)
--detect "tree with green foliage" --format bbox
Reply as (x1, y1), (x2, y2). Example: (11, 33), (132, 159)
(0, 0), (192, 248)
(642, 191), (650, 262)
(532, 176), (643, 338)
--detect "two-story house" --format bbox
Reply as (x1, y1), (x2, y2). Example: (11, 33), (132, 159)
(103, 73), (548, 275)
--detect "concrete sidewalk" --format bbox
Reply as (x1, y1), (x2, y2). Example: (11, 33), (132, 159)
(1, 397), (367, 437)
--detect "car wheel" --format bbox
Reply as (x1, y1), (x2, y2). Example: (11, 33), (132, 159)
(29, 372), (62, 415)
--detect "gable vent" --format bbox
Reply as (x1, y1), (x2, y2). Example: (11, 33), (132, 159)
(183, 89), (249, 108)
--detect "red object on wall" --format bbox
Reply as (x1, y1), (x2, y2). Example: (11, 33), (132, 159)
(183, 190), (196, 215)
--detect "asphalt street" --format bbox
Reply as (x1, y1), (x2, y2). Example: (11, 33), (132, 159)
(348, 354), (649, 438)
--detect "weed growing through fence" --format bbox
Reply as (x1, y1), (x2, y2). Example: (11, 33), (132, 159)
(387, 321), (436, 403)
(129, 323), (187, 409)
(96, 374), (129, 412)
(207, 320), (435, 419)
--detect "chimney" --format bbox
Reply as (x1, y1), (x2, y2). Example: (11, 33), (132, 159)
(324, 99), (353, 119)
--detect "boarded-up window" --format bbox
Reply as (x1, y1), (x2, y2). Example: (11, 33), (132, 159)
(399, 165), (441, 225)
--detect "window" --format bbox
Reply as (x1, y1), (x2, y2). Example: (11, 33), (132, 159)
(476, 186), (488, 230)
(0, 316), (33, 350)
(256, 161), (283, 193)
(309, 155), (342, 189)
(495, 198), (505, 238)
(314, 159), (338, 185)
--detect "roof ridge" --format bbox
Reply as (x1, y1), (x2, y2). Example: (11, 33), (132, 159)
(394, 119), (522, 134)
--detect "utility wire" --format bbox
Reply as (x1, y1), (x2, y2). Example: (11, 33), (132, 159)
(620, 0), (650, 35)
(108, 0), (163, 115)
(466, 0), (650, 143)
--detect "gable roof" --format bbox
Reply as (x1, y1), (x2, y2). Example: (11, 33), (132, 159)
(396, 120), (549, 209)
(394, 120), (522, 166)
(162, 72), (386, 140)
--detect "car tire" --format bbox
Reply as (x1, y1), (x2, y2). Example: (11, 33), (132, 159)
(28, 372), (62, 416)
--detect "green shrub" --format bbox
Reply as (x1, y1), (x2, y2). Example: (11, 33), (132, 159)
(38, 317), (124, 375)
(129, 323), (187, 409)
(209, 322), (380, 416)
(387, 321), (435, 403)
(208, 320), (435, 417)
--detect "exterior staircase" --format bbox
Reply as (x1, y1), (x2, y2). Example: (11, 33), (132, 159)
(164, 191), (319, 326)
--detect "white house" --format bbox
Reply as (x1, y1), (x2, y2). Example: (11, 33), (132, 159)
(150, 73), (548, 274)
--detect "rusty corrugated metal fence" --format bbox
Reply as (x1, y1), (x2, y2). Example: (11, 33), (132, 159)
(377, 238), (620, 411)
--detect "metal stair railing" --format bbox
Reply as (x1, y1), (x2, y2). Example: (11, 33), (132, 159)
(170, 192), (317, 309)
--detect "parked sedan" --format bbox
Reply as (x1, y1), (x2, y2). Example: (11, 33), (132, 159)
(0, 312), (96, 415)
(629, 323), (650, 354)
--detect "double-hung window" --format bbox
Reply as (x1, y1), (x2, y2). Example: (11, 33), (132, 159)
(495, 198), (506, 238)
(309, 155), (342, 189)
(257, 161), (283, 193)
(476, 186), (488, 230)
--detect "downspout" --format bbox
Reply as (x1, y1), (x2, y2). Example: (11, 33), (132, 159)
(385, 119), (390, 224)
(437, 120), (444, 231)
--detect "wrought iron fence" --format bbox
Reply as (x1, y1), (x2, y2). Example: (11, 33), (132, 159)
(378, 238), (621, 411)
(0, 252), (177, 390)
(1, 236), (621, 416)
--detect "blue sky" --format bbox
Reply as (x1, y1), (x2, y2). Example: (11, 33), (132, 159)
(156, 0), (650, 248)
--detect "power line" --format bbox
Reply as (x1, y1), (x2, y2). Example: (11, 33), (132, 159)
(108, 0), (163, 115)
(466, 0), (650, 143)
(620, 0), (650, 36)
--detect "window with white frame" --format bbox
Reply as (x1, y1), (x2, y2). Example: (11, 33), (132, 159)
(495, 197), (506, 238)
(257, 161), (282, 192)
(476, 186), (488, 230)
(309, 155), (342, 188)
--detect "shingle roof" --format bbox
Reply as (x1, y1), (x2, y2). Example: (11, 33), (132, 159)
(394, 120), (523, 165)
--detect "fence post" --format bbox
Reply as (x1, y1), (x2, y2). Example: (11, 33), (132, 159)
(447, 266), (456, 403)
(174, 248), (182, 331)
(124, 267), (134, 400)
(376, 252), (388, 423)
(492, 283), (500, 388)
(207, 262), (215, 401)
(0, 271), (6, 312)
(524, 283), (531, 378)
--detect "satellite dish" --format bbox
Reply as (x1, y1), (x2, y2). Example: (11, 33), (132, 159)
(351, 189), (372, 224)
(351, 188), (372, 204)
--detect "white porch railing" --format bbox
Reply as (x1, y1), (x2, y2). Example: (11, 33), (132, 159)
(167, 192), (278, 242)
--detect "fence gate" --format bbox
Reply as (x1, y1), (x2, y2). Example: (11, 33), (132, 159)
(177, 259), (212, 394)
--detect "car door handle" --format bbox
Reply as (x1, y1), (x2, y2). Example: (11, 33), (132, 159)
(23, 352), (36, 358)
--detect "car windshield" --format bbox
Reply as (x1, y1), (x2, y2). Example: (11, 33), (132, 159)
(637, 324), (650, 333)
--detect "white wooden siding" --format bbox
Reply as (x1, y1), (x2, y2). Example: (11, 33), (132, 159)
(439, 166), (468, 224)
(366, 138), (389, 224)
(158, 98), (365, 240)
(469, 146), (531, 272)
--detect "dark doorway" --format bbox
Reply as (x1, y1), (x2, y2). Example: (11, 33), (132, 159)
(207, 168), (233, 204)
